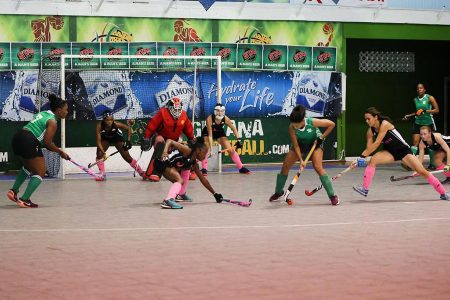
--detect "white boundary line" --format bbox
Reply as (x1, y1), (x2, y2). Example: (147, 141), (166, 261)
(1, 217), (450, 233)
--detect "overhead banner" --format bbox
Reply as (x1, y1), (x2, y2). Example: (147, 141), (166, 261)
(0, 70), (342, 121)
(304, 0), (387, 7)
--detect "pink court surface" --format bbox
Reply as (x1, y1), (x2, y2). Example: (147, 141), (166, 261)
(1, 164), (450, 299)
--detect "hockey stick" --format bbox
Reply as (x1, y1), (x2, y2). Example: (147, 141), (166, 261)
(209, 145), (236, 158)
(283, 141), (317, 205)
(88, 150), (120, 168)
(70, 159), (100, 178)
(222, 198), (252, 207)
(305, 164), (356, 196)
(133, 149), (144, 177)
(390, 169), (444, 182)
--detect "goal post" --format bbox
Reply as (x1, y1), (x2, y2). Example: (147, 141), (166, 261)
(46, 54), (223, 179)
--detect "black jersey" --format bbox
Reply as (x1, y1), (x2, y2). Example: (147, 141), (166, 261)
(421, 133), (450, 151)
(101, 122), (123, 141)
(201, 115), (226, 140)
(167, 149), (197, 170)
(371, 119), (411, 160)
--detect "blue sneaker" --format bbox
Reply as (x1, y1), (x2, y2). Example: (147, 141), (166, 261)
(175, 194), (193, 202)
(440, 193), (450, 201)
(353, 185), (369, 197)
(161, 198), (183, 209)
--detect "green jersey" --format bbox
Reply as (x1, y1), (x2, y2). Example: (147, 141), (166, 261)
(414, 94), (433, 125)
(23, 110), (56, 142)
(294, 117), (322, 145)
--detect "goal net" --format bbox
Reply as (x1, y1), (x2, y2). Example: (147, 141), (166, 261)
(37, 54), (223, 179)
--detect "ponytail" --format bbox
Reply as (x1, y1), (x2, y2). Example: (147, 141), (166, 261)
(365, 107), (393, 124)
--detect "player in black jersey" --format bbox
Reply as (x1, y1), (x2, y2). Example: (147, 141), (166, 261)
(417, 126), (450, 184)
(156, 137), (224, 209)
(94, 111), (143, 180)
(200, 103), (249, 176)
(352, 107), (449, 200)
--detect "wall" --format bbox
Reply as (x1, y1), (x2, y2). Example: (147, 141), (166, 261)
(343, 23), (450, 156)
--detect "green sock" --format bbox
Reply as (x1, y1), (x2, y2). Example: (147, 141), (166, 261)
(428, 149), (435, 168)
(21, 175), (43, 200)
(275, 173), (288, 195)
(319, 174), (335, 198)
(411, 146), (418, 156)
(12, 167), (30, 193)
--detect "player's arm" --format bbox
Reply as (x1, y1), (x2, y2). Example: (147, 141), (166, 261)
(44, 119), (70, 160)
(206, 115), (214, 151)
(361, 122), (389, 157)
(116, 121), (132, 141)
(418, 140), (426, 164)
(427, 96), (439, 114)
(311, 118), (335, 140)
(144, 111), (163, 139)
(435, 133), (450, 161)
(161, 139), (190, 159)
(224, 116), (240, 139)
(193, 163), (216, 194)
(289, 124), (302, 162)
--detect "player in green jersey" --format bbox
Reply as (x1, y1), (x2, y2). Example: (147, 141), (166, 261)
(7, 94), (70, 208)
(403, 83), (439, 169)
(269, 105), (339, 205)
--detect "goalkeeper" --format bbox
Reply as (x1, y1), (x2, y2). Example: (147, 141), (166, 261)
(141, 97), (194, 182)
(199, 103), (250, 177)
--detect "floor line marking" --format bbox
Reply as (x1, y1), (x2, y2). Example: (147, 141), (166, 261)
(0, 217), (449, 233)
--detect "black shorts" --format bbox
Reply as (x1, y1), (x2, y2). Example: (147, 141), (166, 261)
(412, 122), (435, 134)
(201, 127), (226, 140)
(12, 130), (43, 159)
(101, 134), (124, 144)
(289, 143), (323, 159)
(387, 147), (412, 161)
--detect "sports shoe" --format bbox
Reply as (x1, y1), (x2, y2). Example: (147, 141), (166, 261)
(7, 189), (18, 203)
(239, 167), (251, 174)
(18, 198), (38, 208)
(161, 198), (183, 209)
(269, 192), (283, 202)
(175, 194), (193, 202)
(353, 185), (369, 197)
(201, 168), (208, 177)
(149, 174), (161, 182)
(95, 175), (106, 181)
(440, 193), (450, 201)
(189, 172), (197, 181)
(329, 195), (340, 205)
(441, 177), (450, 184)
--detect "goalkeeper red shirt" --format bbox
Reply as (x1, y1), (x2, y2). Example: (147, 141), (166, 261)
(144, 108), (194, 141)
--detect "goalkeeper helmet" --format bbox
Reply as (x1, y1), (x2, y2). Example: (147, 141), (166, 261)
(214, 103), (225, 120)
(167, 97), (182, 119)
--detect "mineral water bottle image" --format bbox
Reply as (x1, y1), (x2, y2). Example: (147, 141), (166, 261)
(295, 73), (330, 117)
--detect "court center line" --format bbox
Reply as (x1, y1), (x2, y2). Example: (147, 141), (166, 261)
(0, 217), (450, 233)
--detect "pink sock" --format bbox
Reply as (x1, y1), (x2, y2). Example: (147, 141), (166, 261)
(97, 159), (105, 175)
(179, 170), (190, 195)
(427, 174), (446, 195)
(166, 182), (182, 200)
(363, 166), (375, 190)
(201, 157), (208, 170)
(231, 152), (243, 170)
(436, 164), (450, 178)
(130, 159), (143, 175)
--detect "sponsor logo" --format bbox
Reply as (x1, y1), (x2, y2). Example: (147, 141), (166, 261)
(163, 47), (179, 56)
(190, 47), (206, 56)
(317, 51), (331, 64)
(236, 26), (272, 44)
(78, 48), (94, 61)
(268, 49), (282, 62)
(293, 51), (307, 63)
(92, 85), (124, 106)
(155, 74), (193, 110)
(17, 48), (34, 61)
(0, 48), (4, 61)
(216, 48), (232, 60)
(134, 47), (152, 60)
(106, 47), (122, 60)
(242, 48), (257, 61)
(48, 47), (65, 61)
(91, 24), (133, 42)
